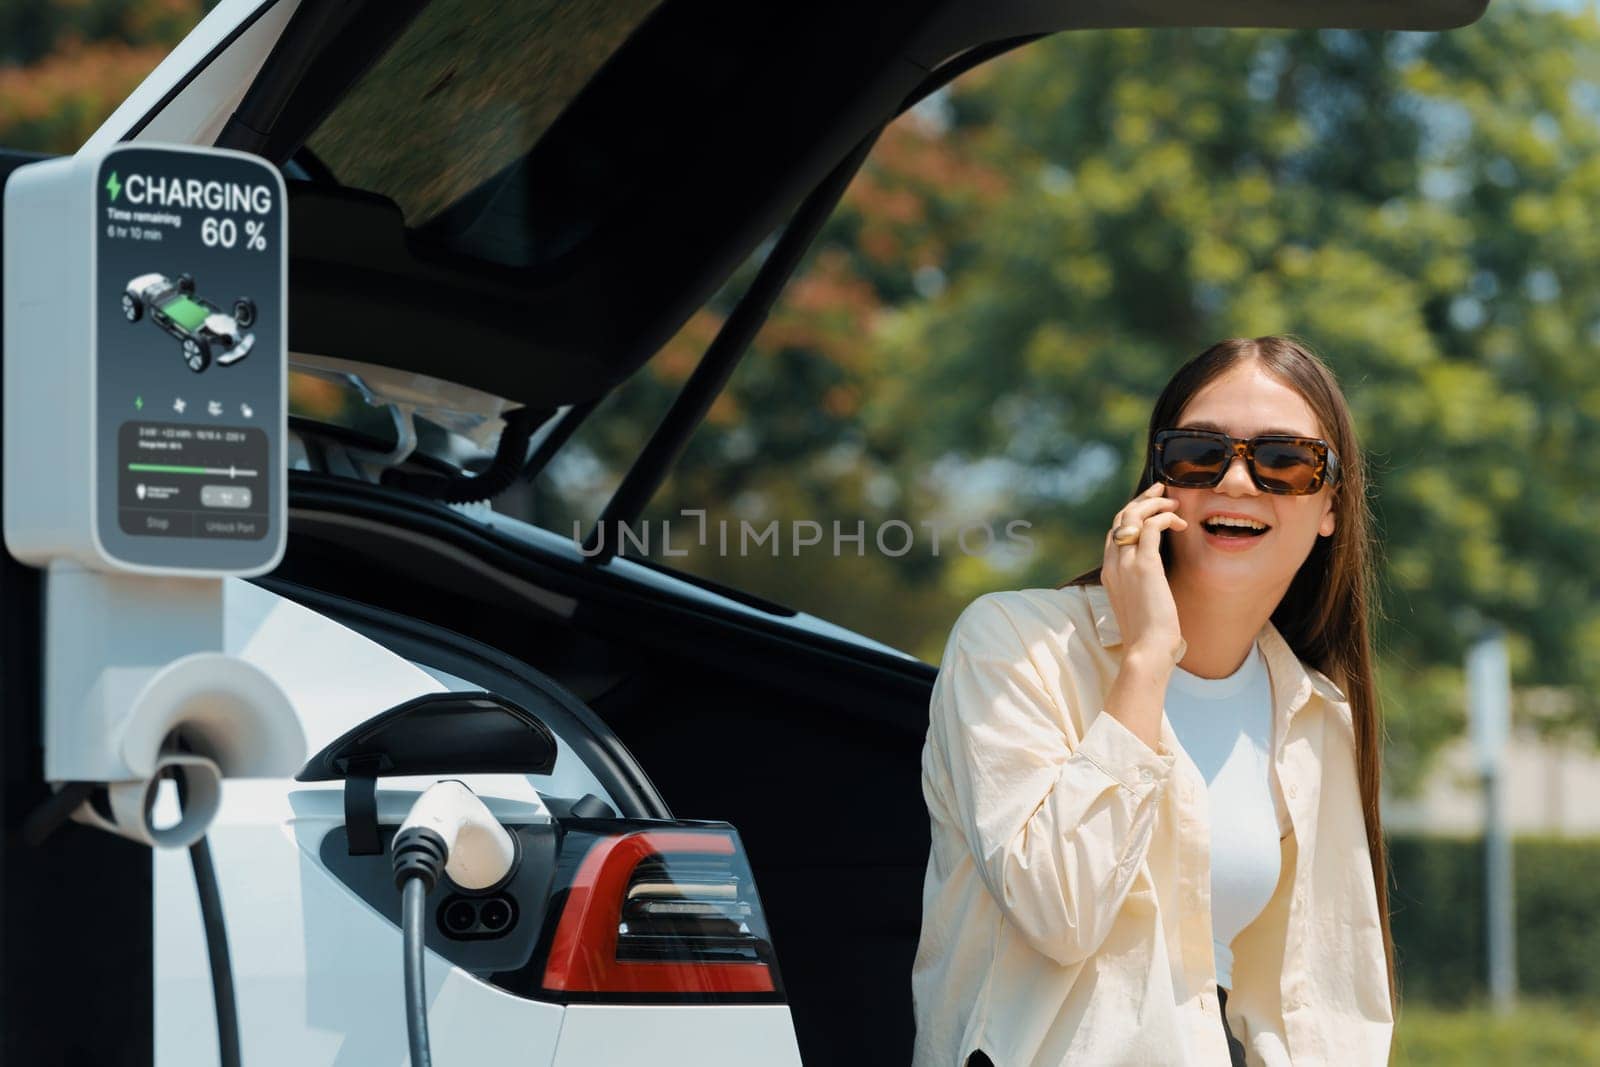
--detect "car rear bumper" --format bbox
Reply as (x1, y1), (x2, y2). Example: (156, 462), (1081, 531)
(551, 1004), (802, 1066)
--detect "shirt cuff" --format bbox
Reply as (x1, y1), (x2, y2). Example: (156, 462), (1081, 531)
(1073, 710), (1177, 795)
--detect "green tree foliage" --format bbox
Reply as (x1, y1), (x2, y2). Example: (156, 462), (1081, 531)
(1388, 834), (1600, 1005)
(566, 4), (1600, 791)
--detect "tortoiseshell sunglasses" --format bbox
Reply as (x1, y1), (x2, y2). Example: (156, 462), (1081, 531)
(1150, 428), (1341, 495)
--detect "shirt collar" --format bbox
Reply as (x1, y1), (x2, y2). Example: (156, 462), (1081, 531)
(1081, 581), (1348, 721)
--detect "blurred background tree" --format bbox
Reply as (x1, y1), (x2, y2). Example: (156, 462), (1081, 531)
(0, 1), (210, 153)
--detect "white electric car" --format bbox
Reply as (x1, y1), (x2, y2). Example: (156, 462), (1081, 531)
(0, 1), (1490, 1065)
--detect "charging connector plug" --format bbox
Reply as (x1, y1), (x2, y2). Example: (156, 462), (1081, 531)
(392, 780), (517, 893)
(391, 781), (517, 1067)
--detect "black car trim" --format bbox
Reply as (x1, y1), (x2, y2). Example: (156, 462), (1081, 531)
(253, 574), (673, 821)
(518, 396), (600, 487)
(120, 0), (287, 143)
(291, 471), (937, 675)
(215, 0), (430, 159)
(585, 130), (881, 554)
(618, 554), (798, 618)
(286, 475), (937, 715)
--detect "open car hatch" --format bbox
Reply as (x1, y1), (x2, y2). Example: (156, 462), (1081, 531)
(88, 0), (1489, 413)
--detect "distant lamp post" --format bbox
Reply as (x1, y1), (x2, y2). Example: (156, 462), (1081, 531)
(1466, 627), (1516, 1014)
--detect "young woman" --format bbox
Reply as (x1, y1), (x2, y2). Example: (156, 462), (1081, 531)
(911, 336), (1395, 1066)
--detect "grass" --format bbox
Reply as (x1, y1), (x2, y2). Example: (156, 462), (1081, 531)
(1391, 998), (1600, 1065)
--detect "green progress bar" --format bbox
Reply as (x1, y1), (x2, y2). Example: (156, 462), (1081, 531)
(128, 463), (258, 477)
(129, 463), (208, 474)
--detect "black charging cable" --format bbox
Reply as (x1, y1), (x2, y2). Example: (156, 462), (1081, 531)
(190, 833), (242, 1067)
(392, 826), (448, 1067)
(23, 765), (241, 1067)
(20, 780), (95, 846)
(175, 764), (243, 1067)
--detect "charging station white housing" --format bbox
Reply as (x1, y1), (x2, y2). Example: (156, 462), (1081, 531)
(4, 142), (286, 577)
(3, 143), (302, 846)
(42, 564), (305, 846)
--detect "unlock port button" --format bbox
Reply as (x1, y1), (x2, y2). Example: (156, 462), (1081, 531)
(200, 485), (252, 509)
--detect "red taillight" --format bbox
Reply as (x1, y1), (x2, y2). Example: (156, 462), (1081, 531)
(542, 829), (779, 996)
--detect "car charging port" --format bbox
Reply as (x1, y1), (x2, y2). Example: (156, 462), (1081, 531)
(479, 897), (514, 933)
(442, 899), (478, 936)
(437, 893), (518, 939)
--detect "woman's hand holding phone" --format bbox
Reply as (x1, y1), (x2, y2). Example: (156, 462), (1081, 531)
(1099, 482), (1188, 751)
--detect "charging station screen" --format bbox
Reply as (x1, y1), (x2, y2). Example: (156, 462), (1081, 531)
(94, 147), (283, 571)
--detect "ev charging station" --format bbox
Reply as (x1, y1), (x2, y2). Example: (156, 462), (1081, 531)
(1, 142), (303, 1064)
(4, 142), (302, 844)
(0, 144), (555, 1066)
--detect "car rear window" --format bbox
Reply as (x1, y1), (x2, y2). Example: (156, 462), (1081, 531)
(305, 0), (663, 225)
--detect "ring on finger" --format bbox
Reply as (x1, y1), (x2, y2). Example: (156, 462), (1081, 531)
(1113, 523), (1142, 546)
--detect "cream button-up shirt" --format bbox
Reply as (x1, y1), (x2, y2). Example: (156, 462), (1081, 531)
(911, 583), (1392, 1066)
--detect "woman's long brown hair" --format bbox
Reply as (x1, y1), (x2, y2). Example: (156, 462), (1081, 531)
(1059, 334), (1397, 1015)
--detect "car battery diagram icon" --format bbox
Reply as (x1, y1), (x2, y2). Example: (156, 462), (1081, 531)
(122, 271), (256, 372)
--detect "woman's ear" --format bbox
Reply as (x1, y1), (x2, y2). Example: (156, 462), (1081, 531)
(1319, 500), (1337, 538)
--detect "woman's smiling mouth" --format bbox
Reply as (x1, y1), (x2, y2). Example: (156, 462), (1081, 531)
(1200, 512), (1271, 547)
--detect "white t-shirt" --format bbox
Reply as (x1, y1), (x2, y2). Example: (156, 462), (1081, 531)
(1165, 639), (1290, 990)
